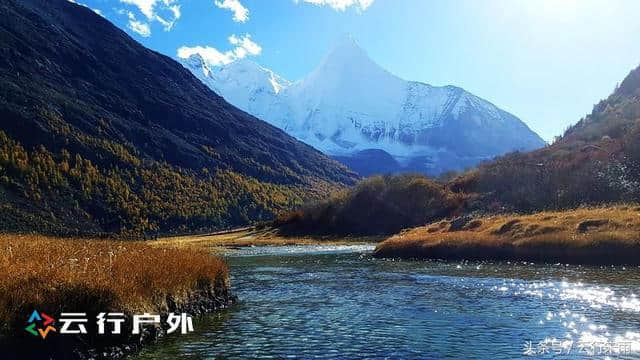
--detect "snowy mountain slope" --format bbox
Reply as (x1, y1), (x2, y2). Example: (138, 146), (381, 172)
(181, 35), (546, 175)
(183, 55), (291, 123)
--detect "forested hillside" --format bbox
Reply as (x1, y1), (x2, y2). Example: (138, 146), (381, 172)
(0, 0), (356, 237)
(451, 64), (640, 212)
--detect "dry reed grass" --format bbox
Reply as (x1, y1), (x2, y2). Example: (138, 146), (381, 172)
(0, 235), (228, 336)
(374, 205), (640, 264)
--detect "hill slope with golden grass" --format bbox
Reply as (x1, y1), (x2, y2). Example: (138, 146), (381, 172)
(374, 206), (640, 264)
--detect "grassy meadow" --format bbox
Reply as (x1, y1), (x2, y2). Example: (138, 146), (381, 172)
(374, 205), (640, 264)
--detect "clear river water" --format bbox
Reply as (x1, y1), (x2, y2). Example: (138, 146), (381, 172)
(135, 244), (640, 359)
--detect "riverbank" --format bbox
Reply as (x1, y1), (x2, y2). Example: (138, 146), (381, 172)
(150, 227), (382, 253)
(0, 235), (232, 359)
(374, 205), (640, 264)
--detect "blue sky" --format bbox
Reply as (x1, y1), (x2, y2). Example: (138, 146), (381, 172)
(76, 0), (640, 141)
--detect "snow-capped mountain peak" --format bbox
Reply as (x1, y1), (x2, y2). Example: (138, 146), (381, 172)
(294, 35), (403, 98)
(315, 34), (389, 76)
(216, 58), (291, 95)
(184, 53), (212, 78)
(181, 35), (546, 175)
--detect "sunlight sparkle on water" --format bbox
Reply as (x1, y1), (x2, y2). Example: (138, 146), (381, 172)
(499, 277), (640, 356)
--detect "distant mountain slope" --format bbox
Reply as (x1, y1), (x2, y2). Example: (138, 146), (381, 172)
(0, 0), (356, 236)
(276, 64), (640, 237)
(451, 63), (640, 212)
(183, 35), (546, 175)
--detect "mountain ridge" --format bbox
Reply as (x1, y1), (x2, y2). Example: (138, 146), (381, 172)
(182, 35), (546, 175)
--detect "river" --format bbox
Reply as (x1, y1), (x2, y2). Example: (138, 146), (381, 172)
(135, 245), (640, 359)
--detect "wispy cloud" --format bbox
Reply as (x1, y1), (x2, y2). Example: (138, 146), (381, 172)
(119, 0), (156, 18)
(119, 0), (181, 35)
(214, 0), (249, 23)
(228, 34), (261, 57)
(177, 34), (262, 66)
(121, 10), (152, 37)
(294, 0), (374, 12)
(178, 46), (235, 66)
(128, 19), (151, 37)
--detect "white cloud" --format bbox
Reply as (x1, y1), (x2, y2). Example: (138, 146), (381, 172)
(178, 46), (235, 66)
(123, 10), (151, 37)
(294, 0), (374, 12)
(177, 34), (262, 66)
(128, 19), (151, 37)
(118, 0), (181, 35)
(155, 14), (177, 31)
(120, 0), (156, 19)
(228, 34), (261, 55)
(214, 0), (249, 23)
(169, 4), (181, 18)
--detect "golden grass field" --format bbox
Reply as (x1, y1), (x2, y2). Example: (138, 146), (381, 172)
(0, 235), (229, 337)
(374, 205), (640, 264)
